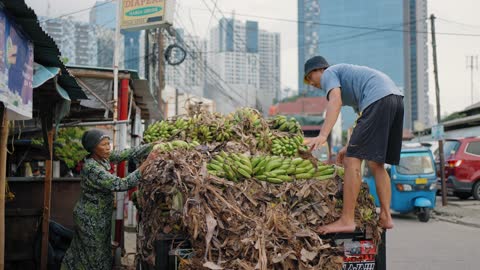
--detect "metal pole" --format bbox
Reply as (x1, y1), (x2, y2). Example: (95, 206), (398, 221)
(0, 106), (8, 270)
(430, 14), (447, 206)
(471, 56), (473, 104)
(114, 79), (129, 263)
(60, 120), (131, 128)
(113, 0), (122, 265)
(113, 0), (122, 151)
(175, 88), (179, 116)
(40, 127), (54, 270)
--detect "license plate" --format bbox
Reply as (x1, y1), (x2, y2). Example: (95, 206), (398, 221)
(416, 178), (428, 184)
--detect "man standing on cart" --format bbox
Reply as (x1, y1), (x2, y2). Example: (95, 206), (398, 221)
(303, 56), (404, 234)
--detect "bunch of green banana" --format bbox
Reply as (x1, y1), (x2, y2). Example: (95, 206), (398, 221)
(252, 155), (338, 184)
(271, 134), (305, 156)
(255, 130), (273, 150)
(252, 156), (295, 184)
(194, 125), (214, 143)
(144, 121), (174, 142)
(207, 151), (252, 182)
(232, 108), (265, 133)
(270, 115), (302, 134)
(153, 140), (200, 152)
(214, 121), (234, 142)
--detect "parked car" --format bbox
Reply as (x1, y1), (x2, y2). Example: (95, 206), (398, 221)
(436, 137), (480, 200)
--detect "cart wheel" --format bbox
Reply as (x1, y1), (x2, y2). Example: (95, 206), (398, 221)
(417, 208), (431, 222)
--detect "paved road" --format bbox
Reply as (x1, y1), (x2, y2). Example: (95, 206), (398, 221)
(387, 214), (479, 270)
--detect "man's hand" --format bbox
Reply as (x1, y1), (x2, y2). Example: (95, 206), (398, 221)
(305, 134), (328, 151)
(336, 146), (347, 165)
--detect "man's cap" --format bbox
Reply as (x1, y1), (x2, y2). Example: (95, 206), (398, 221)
(303, 56), (329, 84)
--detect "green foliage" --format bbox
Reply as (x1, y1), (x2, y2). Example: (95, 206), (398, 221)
(32, 127), (88, 168)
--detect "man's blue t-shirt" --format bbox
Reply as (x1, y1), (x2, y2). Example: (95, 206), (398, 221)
(320, 64), (403, 113)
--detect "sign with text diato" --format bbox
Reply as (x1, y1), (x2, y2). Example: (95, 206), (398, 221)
(120, 0), (175, 31)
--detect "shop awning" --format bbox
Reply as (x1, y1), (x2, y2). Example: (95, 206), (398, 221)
(33, 63), (59, 88)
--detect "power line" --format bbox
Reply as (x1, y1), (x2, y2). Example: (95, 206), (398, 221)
(204, 0), (218, 38)
(165, 15), (245, 105)
(172, 5), (248, 102)
(40, 0), (116, 23)
(437, 18), (480, 29)
(201, 0), (285, 93)
(186, 7), (480, 37)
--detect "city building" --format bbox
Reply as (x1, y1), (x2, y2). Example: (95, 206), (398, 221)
(298, 0), (429, 130)
(164, 28), (207, 98)
(40, 18), (97, 66)
(208, 17), (280, 114)
(95, 26), (124, 69)
(89, 0), (116, 30)
(39, 17), (76, 64)
(74, 22), (98, 66)
(89, 0), (142, 71)
(259, 29), (281, 113)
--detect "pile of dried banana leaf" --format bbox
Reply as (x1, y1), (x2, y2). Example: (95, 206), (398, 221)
(137, 108), (381, 270)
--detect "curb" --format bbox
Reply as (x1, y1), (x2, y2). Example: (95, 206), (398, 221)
(433, 212), (480, 229)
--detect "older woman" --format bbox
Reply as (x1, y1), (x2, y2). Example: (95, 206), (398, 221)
(61, 129), (154, 270)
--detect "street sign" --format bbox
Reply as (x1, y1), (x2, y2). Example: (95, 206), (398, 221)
(120, 0), (175, 31)
(431, 124), (445, 140)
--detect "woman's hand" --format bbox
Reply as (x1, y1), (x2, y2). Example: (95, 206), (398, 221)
(139, 150), (158, 175)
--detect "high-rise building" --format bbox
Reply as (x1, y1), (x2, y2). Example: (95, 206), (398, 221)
(208, 18), (280, 114)
(404, 0), (430, 130)
(298, 0), (429, 130)
(39, 17), (76, 63)
(259, 29), (281, 113)
(74, 22), (98, 66)
(89, 0), (116, 30)
(164, 29), (207, 98)
(40, 18), (97, 66)
(95, 26), (124, 69)
(89, 1), (142, 72)
(123, 31), (141, 71)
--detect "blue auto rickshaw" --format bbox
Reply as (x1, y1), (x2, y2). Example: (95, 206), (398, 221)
(363, 144), (437, 222)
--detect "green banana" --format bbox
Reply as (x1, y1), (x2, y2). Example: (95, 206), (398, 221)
(237, 168), (251, 179)
(295, 173), (314, 180)
(267, 177), (284, 184)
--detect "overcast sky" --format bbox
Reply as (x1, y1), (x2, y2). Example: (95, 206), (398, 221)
(25, 0), (480, 115)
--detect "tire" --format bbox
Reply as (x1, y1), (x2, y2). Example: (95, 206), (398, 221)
(454, 192), (471, 200)
(473, 182), (480, 200)
(417, 208), (431, 222)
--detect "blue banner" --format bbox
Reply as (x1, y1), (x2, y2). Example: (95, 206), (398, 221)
(0, 9), (34, 120)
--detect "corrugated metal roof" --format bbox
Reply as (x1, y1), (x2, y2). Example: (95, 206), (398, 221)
(0, 0), (87, 100)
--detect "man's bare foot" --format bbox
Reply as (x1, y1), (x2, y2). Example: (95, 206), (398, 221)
(379, 212), (394, 229)
(317, 218), (356, 234)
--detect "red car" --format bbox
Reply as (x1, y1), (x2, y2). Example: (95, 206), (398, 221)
(437, 137), (480, 200)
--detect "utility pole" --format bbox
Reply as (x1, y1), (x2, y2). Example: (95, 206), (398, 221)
(466, 55), (478, 104)
(158, 29), (165, 118)
(430, 14), (447, 206)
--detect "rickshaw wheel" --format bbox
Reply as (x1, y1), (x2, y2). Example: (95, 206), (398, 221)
(417, 208), (431, 222)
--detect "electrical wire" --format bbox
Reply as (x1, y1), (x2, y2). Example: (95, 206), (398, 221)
(40, 0), (116, 23)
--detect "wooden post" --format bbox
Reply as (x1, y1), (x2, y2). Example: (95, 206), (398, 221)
(0, 106), (9, 270)
(40, 127), (54, 270)
(430, 14), (447, 206)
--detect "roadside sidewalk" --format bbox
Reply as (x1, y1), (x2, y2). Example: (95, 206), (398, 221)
(433, 197), (480, 228)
